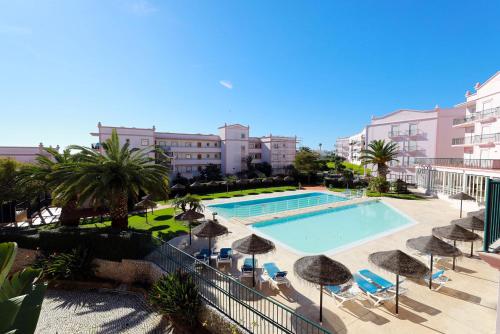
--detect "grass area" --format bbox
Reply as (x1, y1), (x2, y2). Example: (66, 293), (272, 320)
(326, 161), (371, 175)
(80, 207), (189, 239)
(199, 186), (298, 200)
(366, 191), (425, 200)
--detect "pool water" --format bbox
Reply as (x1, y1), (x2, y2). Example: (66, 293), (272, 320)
(208, 192), (347, 218)
(252, 201), (413, 254)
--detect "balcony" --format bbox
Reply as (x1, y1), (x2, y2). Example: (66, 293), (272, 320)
(415, 158), (500, 170)
(451, 133), (500, 147)
(156, 145), (221, 153)
(388, 131), (404, 138)
(452, 107), (500, 127)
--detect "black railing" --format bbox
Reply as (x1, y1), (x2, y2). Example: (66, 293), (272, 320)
(415, 158), (500, 170)
(147, 243), (331, 334)
(453, 107), (500, 126)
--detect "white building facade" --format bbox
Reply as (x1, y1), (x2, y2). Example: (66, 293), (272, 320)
(91, 123), (297, 179)
(415, 71), (500, 205)
(0, 143), (59, 163)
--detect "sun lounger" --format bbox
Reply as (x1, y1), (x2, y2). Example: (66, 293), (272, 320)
(424, 270), (448, 291)
(262, 262), (290, 288)
(353, 274), (395, 306)
(359, 269), (408, 295)
(194, 248), (211, 264)
(241, 258), (257, 277)
(324, 284), (359, 306)
(216, 248), (232, 266)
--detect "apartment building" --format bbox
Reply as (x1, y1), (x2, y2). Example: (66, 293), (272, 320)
(334, 137), (349, 160)
(415, 71), (500, 204)
(347, 129), (366, 165)
(91, 122), (297, 178)
(0, 143), (59, 163)
(365, 106), (465, 182)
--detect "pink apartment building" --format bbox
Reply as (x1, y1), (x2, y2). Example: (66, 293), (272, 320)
(0, 143), (58, 163)
(364, 106), (465, 182)
(91, 122), (297, 179)
(415, 71), (500, 204)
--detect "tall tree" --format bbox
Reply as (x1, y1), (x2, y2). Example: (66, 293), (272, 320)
(360, 140), (398, 180)
(53, 130), (169, 229)
(294, 147), (321, 184)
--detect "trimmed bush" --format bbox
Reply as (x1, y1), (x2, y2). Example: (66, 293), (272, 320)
(368, 176), (390, 193)
(35, 248), (95, 280)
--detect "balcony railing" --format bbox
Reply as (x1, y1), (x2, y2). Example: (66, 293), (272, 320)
(415, 158), (500, 170)
(452, 133), (500, 146)
(388, 129), (422, 138)
(453, 107), (500, 126)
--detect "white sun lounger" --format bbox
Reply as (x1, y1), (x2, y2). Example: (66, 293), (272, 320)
(324, 284), (359, 306)
(354, 274), (395, 306)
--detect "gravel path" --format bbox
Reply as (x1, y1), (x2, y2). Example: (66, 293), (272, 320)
(36, 289), (167, 334)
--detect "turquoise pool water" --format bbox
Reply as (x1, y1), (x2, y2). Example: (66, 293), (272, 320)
(208, 192), (346, 218)
(252, 201), (413, 254)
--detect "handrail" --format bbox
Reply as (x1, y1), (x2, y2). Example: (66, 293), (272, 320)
(453, 107), (500, 126)
(148, 242), (331, 334)
(415, 158), (500, 170)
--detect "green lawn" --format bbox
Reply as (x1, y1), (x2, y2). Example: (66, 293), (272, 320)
(326, 161), (371, 175)
(198, 186), (298, 200)
(80, 207), (189, 239)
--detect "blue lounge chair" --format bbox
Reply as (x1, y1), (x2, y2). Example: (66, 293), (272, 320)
(216, 248), (232, 266)
(194, 248), (211, 264)
(359, 269), (408, 295)
(353, 274), (395, 306)
(241, 258), (257, 277)
(424, 270), (448, 291)
(324, 284), (359, 306)
(262, 263), (290, 288)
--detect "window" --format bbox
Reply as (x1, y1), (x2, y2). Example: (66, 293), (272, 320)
(141, 139), (149, 146)
(255, 143), (261, 149)
(409, 124), (418, 136)
(159, 141), (166, 146)
(206, 154), (210, 158)
(171, 141), (178, 147)
(126, 138), (130, 144)
(186, 166), (192, 172)
(185, 142), (192, 147)
(186, 154), (191, 159)
(214, 142), (218, 147)
(283, 154), (286, 158)
(214, 153), (220, 159)
(197, 154), (202, 159)
(282, 143), (286, 148)
(391, 125), (399, 136)
(197, 142), (202, 147)
(273, 143), (279, 149)
(241, 133), (246, 139)
(206, 142), (210, 147)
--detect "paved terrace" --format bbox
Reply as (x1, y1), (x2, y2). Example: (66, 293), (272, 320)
(170, 190), (497, 334)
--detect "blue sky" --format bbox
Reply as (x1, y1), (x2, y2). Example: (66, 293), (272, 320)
(1, 1), (499, 150)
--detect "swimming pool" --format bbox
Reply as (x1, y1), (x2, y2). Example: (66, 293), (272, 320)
(252, 201), (414, 254)
(208, 192), (347, 218)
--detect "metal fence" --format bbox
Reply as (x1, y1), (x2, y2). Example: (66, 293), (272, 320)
(147, 242), (331, 334)
(484, 178), (500, 251)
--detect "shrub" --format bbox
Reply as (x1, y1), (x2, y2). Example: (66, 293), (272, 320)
(368, 176), (390, 193)
(391, 179), (408, 194)
(0, 228), (40, 250)
(149, 270), (202, 329)
(35, 247), (95, 280)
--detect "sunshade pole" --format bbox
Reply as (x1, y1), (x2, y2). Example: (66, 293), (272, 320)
(460, 199), (463, 218)
(396, 274), (399, 314)
(453, 241), (456, 270)
(252, 253), (256, 287)
(320, 284), (323, 323)
(470, 229), (474, 257)
(429, 254), (433, 290)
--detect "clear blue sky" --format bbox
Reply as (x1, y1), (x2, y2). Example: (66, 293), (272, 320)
(1, 1), (499, 150)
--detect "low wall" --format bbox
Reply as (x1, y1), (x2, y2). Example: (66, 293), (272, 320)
(93, 257), (248, 334)
(11, 248), (39, 274)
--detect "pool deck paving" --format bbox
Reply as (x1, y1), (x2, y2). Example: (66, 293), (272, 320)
(170, 189), (497, 334)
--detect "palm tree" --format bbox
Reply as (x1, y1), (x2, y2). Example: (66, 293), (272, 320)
(53, 130), (169, 229)
(17, 148), (81, 226)
(360, 140), (398, 180)
(172, 194), (204, 213)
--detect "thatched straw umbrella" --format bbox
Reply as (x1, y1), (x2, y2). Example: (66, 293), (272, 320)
(171, 183), (186, 190)
(407, 236), (462, 289)
(190, 181), (203, 188)
(175, 210), (205, 245)
(232, 234), (275, 287)
(432, 225), (481, 269)
(192, 220), (228, 255)
(449, 192), (475, 218)
(294, 255), (351, 322)
(452, 216), (485, 256)
(134, 198), (158, 224)
(369, 250), (428, 314)
(467, 208), (485, 219)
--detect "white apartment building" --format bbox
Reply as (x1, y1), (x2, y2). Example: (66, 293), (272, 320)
(0, 143), (59, 163)
(415, 71), (500, 204)
(347, 129), (366, 165)
(91, 122), (297, 178)
(334, 137), (349, 160)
